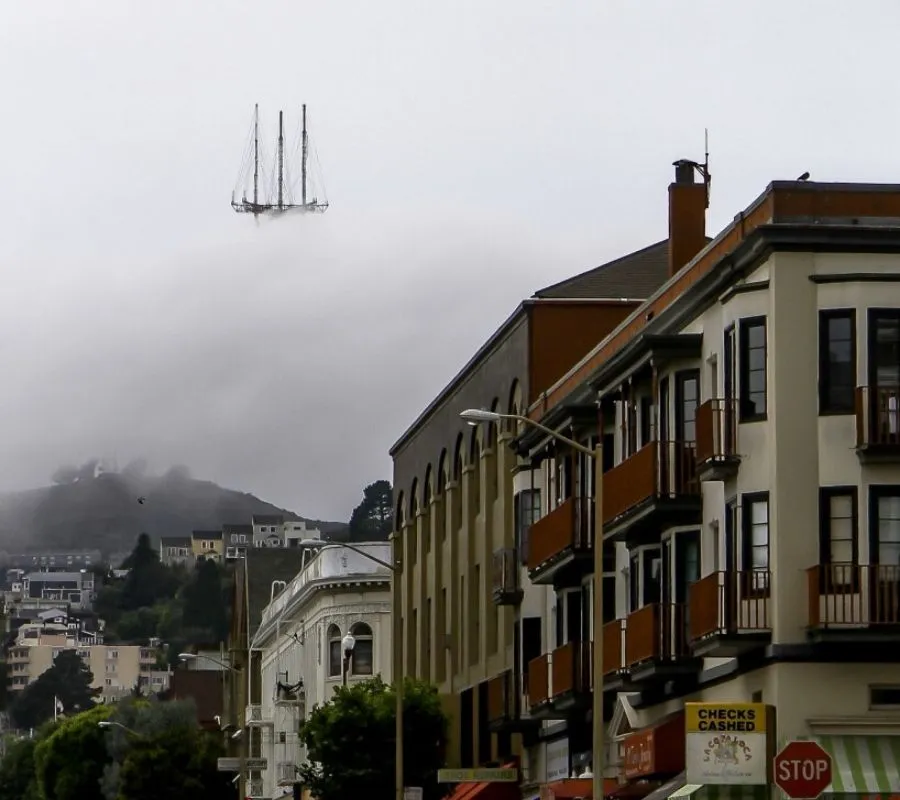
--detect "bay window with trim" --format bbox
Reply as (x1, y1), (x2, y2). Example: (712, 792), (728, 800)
(818, 487), (858, 592)
(742, 492), (769, 595)
(514, 487), (541, 566)
(327, 624), (343, 677)
(349, 622), (374, 675)
(739, 317), (767, 422)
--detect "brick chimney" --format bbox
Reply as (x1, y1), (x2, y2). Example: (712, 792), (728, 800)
(668, 159), (707, 276)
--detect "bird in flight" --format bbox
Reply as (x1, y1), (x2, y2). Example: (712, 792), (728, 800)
(137, 496), (146, 505)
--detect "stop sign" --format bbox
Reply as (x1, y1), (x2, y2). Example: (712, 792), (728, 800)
(773, 741), (833, 799)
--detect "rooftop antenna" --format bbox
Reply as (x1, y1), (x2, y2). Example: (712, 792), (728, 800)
(699, 128), (711, 208)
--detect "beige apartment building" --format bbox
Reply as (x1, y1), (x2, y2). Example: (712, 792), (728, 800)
(7, 637), (162, 702)
(392, 170), (900, 800)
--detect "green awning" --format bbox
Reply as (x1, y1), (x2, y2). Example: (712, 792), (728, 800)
(818, 735), (900, 793)
(668, 785), (766, 800)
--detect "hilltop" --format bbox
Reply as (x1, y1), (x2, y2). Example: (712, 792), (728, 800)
(0, 466), (346, 555)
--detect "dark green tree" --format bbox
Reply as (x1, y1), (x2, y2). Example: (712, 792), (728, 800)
(180, 559), (228, 644)
(298, 677), (449, 800)
(32, 704), (111, 800)
(120, 534), (178, 610)
(348, 480), (394, 541)
(0, 736), (39, 800)
(9, 651), (98, 730)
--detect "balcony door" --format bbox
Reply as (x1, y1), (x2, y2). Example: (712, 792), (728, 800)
(869, 488), (900, 624)
(867, 311), (900, 444)
(675, 530), (700, 653)
(674, 370), (700, 492)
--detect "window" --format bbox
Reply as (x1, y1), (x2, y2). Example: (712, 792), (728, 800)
(742, 493), (769, 593)
(819, 310), (856, 413)
(327, 624), (342, 677)
(515, 489), (541, 565)
(872, 487), (900, 568)
(739, 317), (767, 420)
(639, 396), (653, 446)
(350, 622), (373, 675)
(819, 488), (858, 589)
(870, 685), (900, 709)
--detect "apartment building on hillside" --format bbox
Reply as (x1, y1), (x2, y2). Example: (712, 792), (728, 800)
(507, 175), (900, 799)
(192, 530), (224, 562)
(388, 178), (704, 779)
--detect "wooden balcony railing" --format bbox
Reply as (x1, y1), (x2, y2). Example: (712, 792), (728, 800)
(527, 497), (592, 573)
(856, 386), (900, 448)
(527, 653), (550, 707)
(551, 641), (592, 697)
(487, 670), (514, 724)
(696, 399), (738, 464)
(602, 440), (698, 525)
(808, 564), (900, 627)
(601, 618), (626, 676)
(492, 547), (521, 604)
(624, 603), (688, 667)
(689, 570), (771, 641)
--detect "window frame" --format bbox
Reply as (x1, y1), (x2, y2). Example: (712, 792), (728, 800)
(741, 491), (770, 597)
(739, 316), (768, 422)
(349, 622), (374, 676)
(326, 625), (343, 678)
(818, 309), (857, 415)
(818, 486), (859, 592)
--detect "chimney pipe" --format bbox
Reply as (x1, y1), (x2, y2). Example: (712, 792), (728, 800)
(668, 159), (707, 276)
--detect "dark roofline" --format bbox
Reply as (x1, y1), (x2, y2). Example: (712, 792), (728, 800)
(192, 530), (223, 540)
(532, 239), (668, 298)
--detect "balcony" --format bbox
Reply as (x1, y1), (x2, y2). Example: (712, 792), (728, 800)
(527, 497), (593, 585)
(526, 653), (551, 711)
(695, 399), (740, 480)
(245, 704), (272, 726)
(492, 548), (523, 606)
(856, 386), (900, 462)
(601, 618), (632, 691)
(487, 669), (537, 733)
(689, 571), (771, 657)
(807, 564), (900, 645)
(601, 441), (701, 540)
(277, 762), (298, 786)
(623, 603), (700, 684)
(550, 641), (592, 712)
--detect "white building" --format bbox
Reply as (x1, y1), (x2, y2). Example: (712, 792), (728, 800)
(283, 520), (321, 548)
(250, 543), (392, 798)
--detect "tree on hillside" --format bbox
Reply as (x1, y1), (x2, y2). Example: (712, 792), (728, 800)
(348, 480), (394, 541)
(120, 534), (179, 610)
(32, 704), (111, 800)
(0, 736), (39, 800)
(9, 650), (98, 730)
(298, 677), (449, 800)
(180, 559), (228, 644)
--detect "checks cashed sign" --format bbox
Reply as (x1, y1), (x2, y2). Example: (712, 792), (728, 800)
(685, 702), (773, 785)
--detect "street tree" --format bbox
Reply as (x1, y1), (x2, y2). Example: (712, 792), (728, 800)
(298, 677), (449, 800)
(9, 651), (98, 730)
(348, 480), (394, 541)
(32, 704), (111, 800)
(0, 736), (39, 800)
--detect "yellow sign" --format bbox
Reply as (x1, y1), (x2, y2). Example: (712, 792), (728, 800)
(438, 768), (518, 783)
(685, 702), (767, 734)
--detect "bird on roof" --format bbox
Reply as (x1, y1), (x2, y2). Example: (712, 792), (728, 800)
(797, 171), (810, 181)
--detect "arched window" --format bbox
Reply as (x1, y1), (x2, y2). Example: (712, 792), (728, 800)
(350, 622), (374, 675)
(327, 624), (342, 677)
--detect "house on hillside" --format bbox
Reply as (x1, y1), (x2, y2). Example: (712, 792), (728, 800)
(283, 519), (321, 547)
(223, 524), (252, 560)
(252, 515), (284, 548)
(22, 571), (94, 609)
(159, 536), (192, 568)
(191, 530), (223, 563)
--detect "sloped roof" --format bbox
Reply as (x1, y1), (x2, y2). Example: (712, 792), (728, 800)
(533, 239), (672, 300)
(192, 530), (223, 541)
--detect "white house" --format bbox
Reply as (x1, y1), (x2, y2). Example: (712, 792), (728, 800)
(249, 543), (392, 797)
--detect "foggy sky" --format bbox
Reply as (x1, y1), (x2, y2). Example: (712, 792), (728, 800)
(1, 1), (898, 521)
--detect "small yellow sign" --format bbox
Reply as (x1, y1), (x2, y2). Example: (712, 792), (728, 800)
(438, 768), (518, 783)
(685, 702), (767, 734)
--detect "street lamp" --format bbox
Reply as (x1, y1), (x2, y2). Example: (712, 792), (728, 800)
(294, 539), (404, 800)
(98, 720), (142, 737)
(341, 634), (357, 686)
(460, 408), (605, 800)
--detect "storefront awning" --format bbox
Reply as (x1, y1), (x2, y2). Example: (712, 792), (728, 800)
(818, 735), (900, 794)
(541, 778), (620, 800)
(667, 785), (765, 800)
(445, 764), (521, 800)
(637, 772), (685, 800)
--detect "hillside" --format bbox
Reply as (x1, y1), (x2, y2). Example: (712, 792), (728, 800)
(0, 470), (346, 555)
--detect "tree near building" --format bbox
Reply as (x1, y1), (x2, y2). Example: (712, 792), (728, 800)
(298, 677), (449, 800)
(8, 650), (98, 730)
(0, 736), (40, 800)
(348, 480), (394, 541)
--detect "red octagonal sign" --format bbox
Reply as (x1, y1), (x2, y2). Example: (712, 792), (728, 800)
(774, 740), (833, 800)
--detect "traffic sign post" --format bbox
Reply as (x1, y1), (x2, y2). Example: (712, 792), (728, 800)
(773, 741), (833, 800)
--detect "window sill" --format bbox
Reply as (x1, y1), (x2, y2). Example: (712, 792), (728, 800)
(739, 414), (767, 424)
